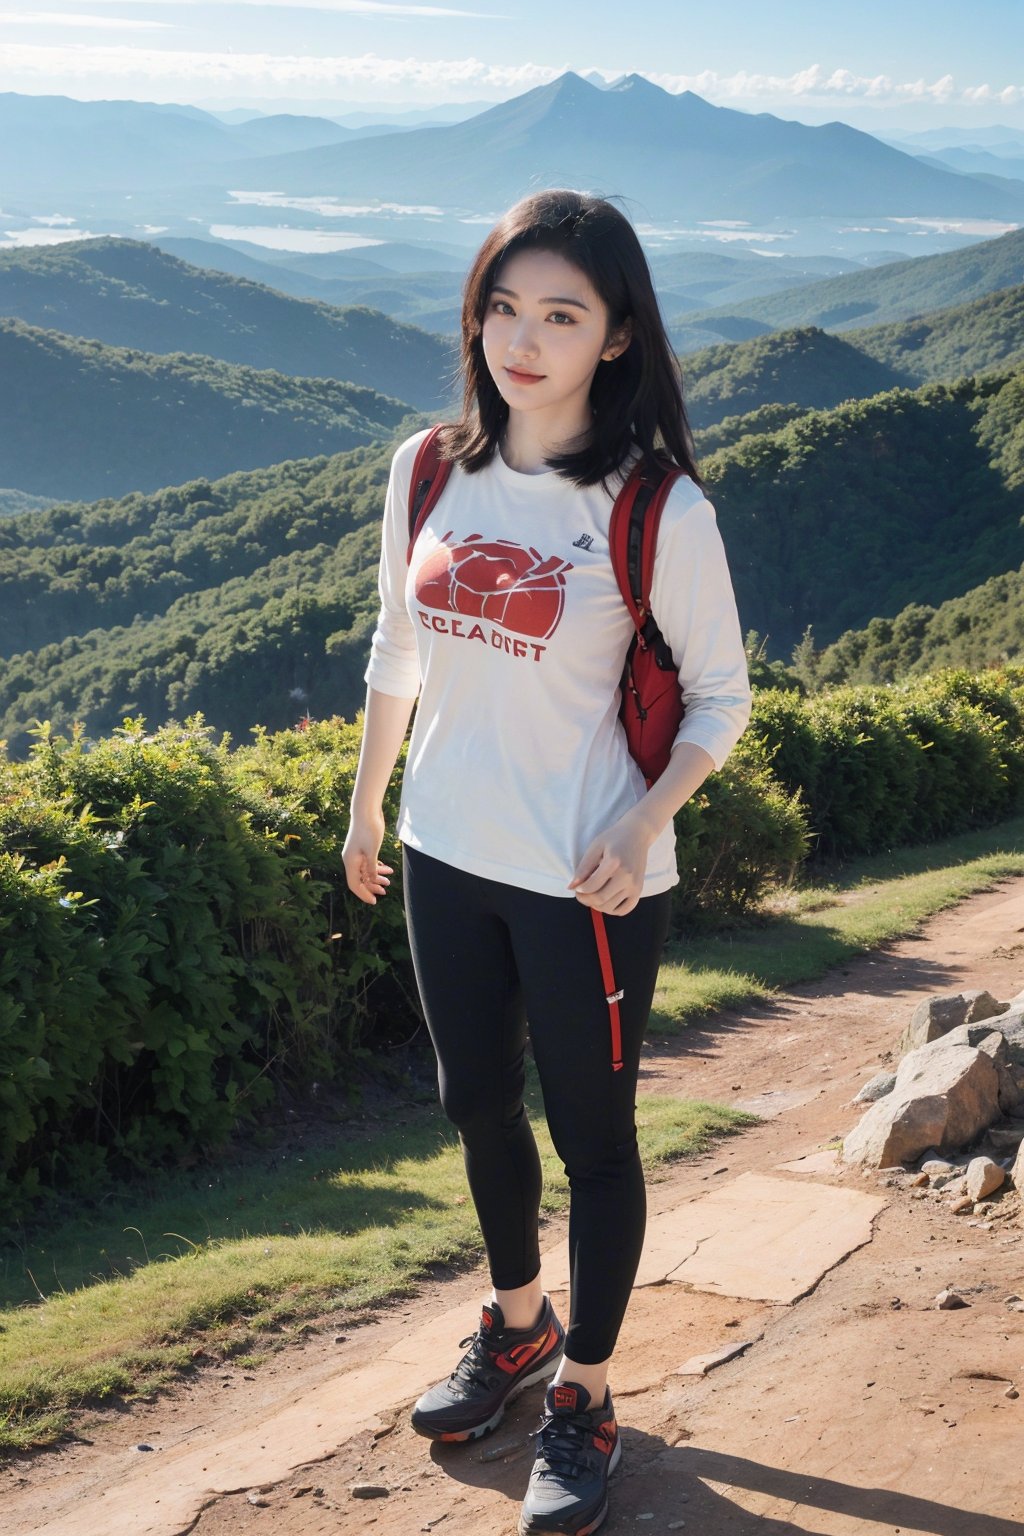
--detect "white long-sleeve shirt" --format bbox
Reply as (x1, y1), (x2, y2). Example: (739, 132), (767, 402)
(365, 426), (753, 898)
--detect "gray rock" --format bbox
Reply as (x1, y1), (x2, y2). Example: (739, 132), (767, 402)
(986, 1122), (1024, 1152)
(966, 991), (1008, 1024)
(351, 1485), (390, 1499)
(931, 1171), (968, 1190)
(965, 1156), (1005, 1201)
(853, 1070), (898, 1104)
(1012, 1136), (1024, 1191)
(936, 1289), (970, 1309)
(920, 1156), (963, 1176)
(943, 1026), (1024, 1113)
(843, 1038), (1001, 1167)
(993, 1011), (1024, 1070)
(899, 992), (1004, 1057)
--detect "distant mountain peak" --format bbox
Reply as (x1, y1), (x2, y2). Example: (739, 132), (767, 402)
(609, 72), (667, 96)
(549, 69), (594, 87)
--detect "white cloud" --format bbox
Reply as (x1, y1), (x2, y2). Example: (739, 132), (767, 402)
(639, 63), (1022, 106)
(88, 0), (508, 13)
(0, 10), (170, 26)
(0, 42), (558, 93)
(0, 44), (1019, 109)
(0, 227), (104, 245)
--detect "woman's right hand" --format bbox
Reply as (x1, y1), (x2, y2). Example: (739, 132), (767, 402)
(342, 806), (393, 904)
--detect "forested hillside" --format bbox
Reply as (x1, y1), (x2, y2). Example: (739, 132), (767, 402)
(671, 222), (1024, 349)
(846, 282), (1024, 384)
(2, 364), (1022, 754)
(703, 368), (1024, 656)
(0, 239), (457, 410)
(9, 277), (1024, 504)
(0, 320), (416, 500)
(0, 440), (399, 756)
(681, 327), (901, 428)
(0, 435), (400, 660)
(680, 283), (1024, 429)
(801, 564), (1024, 686)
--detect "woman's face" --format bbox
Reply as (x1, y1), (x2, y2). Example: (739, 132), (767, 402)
(480, 247), (630, 420)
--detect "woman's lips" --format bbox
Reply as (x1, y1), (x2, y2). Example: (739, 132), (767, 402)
(505, 367), (545, 384)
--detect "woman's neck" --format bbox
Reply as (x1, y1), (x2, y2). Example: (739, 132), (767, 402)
(500, 406), (592, 474)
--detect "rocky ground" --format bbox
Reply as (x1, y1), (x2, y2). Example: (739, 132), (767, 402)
(5, 878), (1024, 1535)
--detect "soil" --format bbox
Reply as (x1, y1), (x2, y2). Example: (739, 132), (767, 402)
(5, 877), (1024, 1535)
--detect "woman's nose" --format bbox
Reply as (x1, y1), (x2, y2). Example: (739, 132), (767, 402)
(507, 317), (540, 358)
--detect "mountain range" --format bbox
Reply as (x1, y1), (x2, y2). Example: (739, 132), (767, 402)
(0, 92), (428, 197)
(217, 73), (1024, 222)
(5, 74), (1024, 236)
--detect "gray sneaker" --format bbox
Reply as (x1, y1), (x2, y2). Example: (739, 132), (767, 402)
(518, 1379), (621, 1535)
(410, 1295), (564, 1442)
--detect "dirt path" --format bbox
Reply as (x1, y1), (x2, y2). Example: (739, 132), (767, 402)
(6, 879), (1024, 1535)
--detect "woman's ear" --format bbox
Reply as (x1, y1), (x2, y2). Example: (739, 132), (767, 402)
(601, 317), (633, 362)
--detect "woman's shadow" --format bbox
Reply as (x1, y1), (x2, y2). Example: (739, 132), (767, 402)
(430, 1394), (1024, 1534)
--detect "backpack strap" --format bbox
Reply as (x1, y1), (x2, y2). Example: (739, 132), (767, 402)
(590, 909), (625, 1072)
(608, 455), (686, 665)
(406, 424), (454, 562)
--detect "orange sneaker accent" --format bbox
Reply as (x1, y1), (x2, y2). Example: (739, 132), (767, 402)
(592, 1418), (617, 1454)
(553, 1384), (579, 1411)
(495, 1321), (559, 1375)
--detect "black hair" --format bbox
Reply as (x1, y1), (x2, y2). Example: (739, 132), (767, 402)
(437, 187), (705, 494)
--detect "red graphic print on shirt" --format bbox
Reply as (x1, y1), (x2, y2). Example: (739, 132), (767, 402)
(415, 532), (574, 641)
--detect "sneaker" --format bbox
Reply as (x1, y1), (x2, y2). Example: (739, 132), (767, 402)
(410, 1295), (565, 1443)
(518, 1380), (621, 1536)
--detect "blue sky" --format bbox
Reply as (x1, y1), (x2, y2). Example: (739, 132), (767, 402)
(1, 0), (1022, 129)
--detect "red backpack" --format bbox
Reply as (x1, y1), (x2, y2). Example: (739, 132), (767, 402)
(405, 424), (688, 788)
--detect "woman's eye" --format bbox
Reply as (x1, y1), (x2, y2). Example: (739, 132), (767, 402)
(491, 299), (513, 314)
(549, 312), (574, 325)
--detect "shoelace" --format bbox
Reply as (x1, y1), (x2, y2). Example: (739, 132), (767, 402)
(450, 1329), (501, 1393)
(530, 1407), (615, 1481)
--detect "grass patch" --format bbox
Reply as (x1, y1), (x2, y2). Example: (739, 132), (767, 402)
(650, 815), (1024, 1034)
(0, 1076), (753, 1454)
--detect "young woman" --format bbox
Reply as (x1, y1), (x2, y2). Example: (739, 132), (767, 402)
(342, 188), (752, 1536)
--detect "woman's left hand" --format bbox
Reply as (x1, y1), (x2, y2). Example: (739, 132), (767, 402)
(568, 810), (655, 916)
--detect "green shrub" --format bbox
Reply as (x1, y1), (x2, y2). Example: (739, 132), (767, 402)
(749, 667), (1024, 861)
(673, 735), (811, 928)
(0, 713), (417, 1223)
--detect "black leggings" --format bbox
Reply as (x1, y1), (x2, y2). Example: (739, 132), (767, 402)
(402, 845), (673, 1365)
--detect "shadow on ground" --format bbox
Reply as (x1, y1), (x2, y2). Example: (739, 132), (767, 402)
(428, 1408), (1023, 1534)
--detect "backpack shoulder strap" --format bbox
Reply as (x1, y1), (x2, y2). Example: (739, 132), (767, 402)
(608, 454), (686, 634)
(406, 424), (453, 562)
